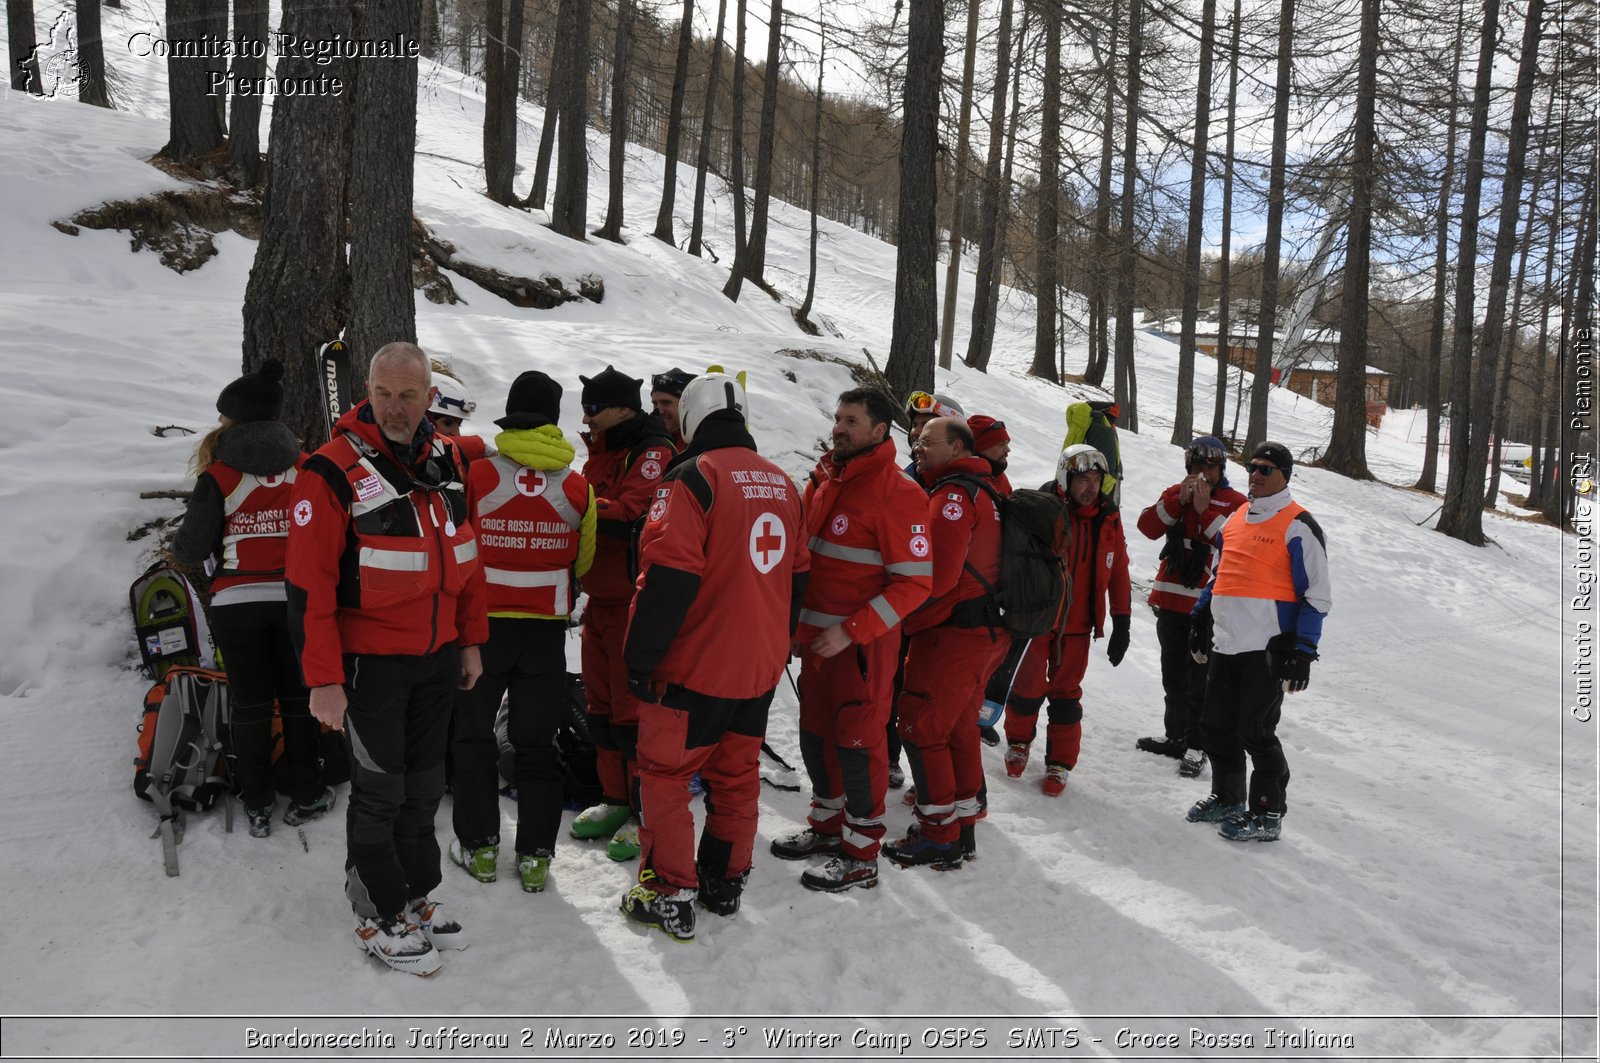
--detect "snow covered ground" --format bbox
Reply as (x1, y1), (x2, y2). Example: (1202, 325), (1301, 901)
(0, 16), (1595, 1060)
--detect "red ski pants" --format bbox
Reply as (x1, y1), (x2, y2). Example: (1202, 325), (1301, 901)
(581, 599), (641, 809)
(635, 689), (770, 892)
(796, 636), (898, 860)
(895, 626), (1002, 842)
(1004, 632), (1090, 769)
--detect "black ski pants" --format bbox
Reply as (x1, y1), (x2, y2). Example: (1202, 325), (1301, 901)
(1197, 648), (1290, 814)
(209, 599), (319, 811)
(451, 616), (568, 856)
(1155, 607), (1209, 747)
(341, 646), (457, 921)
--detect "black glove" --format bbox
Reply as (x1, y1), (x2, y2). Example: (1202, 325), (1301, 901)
(626, 670), (660, 704)
(1178, 540), (1211, 588)
(1266, 632), (1317, 694)
(1189, 605), (1214, 665)
(1107, 614), (1130, 666)
(1159, 524), (1186, 563)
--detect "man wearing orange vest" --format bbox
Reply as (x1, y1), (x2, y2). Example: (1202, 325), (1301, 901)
(770, 388), (932, 893)
(449, 371), (596, 895)
(1185, 442), (1331, 842)
(288, 342), (487, 976)
(619, 374), (809, 940)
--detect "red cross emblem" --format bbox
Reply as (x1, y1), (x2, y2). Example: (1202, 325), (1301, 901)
(514, 468), (547, 497)
(749, 512), (786, 574)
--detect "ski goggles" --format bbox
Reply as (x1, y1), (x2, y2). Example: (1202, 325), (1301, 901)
(905, 391), (962, 419)
(434, 394), (476, 416)
(651, 369), (695, 394)
(1186, 441), (1226, 468)
(1061, 451), (1108, 474)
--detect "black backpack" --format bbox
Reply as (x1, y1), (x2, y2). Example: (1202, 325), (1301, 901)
(935, 474), (1073, 640)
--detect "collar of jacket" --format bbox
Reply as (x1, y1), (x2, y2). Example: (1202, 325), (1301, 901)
(1247, 485), (1295, 518)
(927, 454), (992, 487)
(668, 412), (757, 470)
(496, 424), (575, 471)
(215, 419), (300, 476)
(825, 436), (897, 483)
(347, 401), (436, 467)
(583, 409), (671, 454)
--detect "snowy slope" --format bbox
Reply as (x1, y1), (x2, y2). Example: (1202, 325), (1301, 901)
(0, 18), (1594, 1060)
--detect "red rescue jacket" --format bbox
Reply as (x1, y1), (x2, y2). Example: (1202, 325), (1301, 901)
(1136, 477), (1247, 613)
(907, 455), (1004, 634)
(287, 405), (488, 688)
(1053, 484), (1131, 638)
(580, 412), (675, 604)
(796, 439), (932, 644)
(626, 424), (810, 699)
(204, 457), (306, 605)
(470, 448), (593, 618)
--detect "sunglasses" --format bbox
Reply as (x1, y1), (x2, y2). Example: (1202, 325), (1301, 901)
(582, 403), (608, 416)
(1247, 463), (1281, 476)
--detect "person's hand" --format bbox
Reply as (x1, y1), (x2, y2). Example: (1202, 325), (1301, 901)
(310, 684), (348, 732)
(1189, 606), (1214, 665)
(1178, 477), (1195, 506)
(1191, 475), (1212, 513)
(458, 645), (483, 690)
(1107, 615), (1130, 666)
(1267, 632), (1316, 693)
(809, 623), (854, 659)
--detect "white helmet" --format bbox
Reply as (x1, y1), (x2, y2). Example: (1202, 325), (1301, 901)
(429, 374), (476, 420)
(679, 372), (748, 444)
(1057, 443), (1109, 491)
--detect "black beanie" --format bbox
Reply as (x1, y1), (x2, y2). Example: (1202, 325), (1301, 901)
(217, 358), (284, 423)
(580, 365), (643, 410)
(1252, 441), (1294, 478)
(496, 370), (564, 430)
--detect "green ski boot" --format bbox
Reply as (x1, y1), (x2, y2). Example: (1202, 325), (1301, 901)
(517, 851), (552, 893)
(449, 839), (498, 883)
(570, 802), (632, 840)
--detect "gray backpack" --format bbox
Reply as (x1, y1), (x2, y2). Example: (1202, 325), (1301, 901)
(135, 666), (233, 876)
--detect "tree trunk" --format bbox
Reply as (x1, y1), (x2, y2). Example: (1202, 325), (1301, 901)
(241, 0), (357, 448)
(743, 0), (782, 283)
(500, 0), (525, 194)
(1439, 0), (1542, 544)
(1246, 0), (1294, 456)
(1211, 0), (1241, 437)
(1171, 0), (1216, 445)
(420, 0), (437, 56)
(938, 0), (981, 370)
(976, 4), (1029, 370)
(1113, 0), (1142, 427)
(1548, 177), (1596, 525)
(227, 0), (268, 185)
(76, 0), (109, 106)
(527, 50), (558, 211)
(550, 0), (591, 239)
(1085, 0), (1118, 388)
(883, 0), (945, 401)
(1525, 188), (1562, 511)
(651, 0), (696, 244)
(688, 0), (728, 257)
(796, 30), (825, 328)
(720, 0), (750, 299)
(1320, 0), (1377, 479)
(596, 0), (632, 241)
(162, 0), (227, 163)
(483, 0), (509, 201)
(1029, 0), (1062, 384)
(962, 0), (1013, 371)
(8, 0), (42, 93)
(1488, 86), (1556, 506)
(345, 0), (421, 382)
(1416, 0), (1465, 493)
